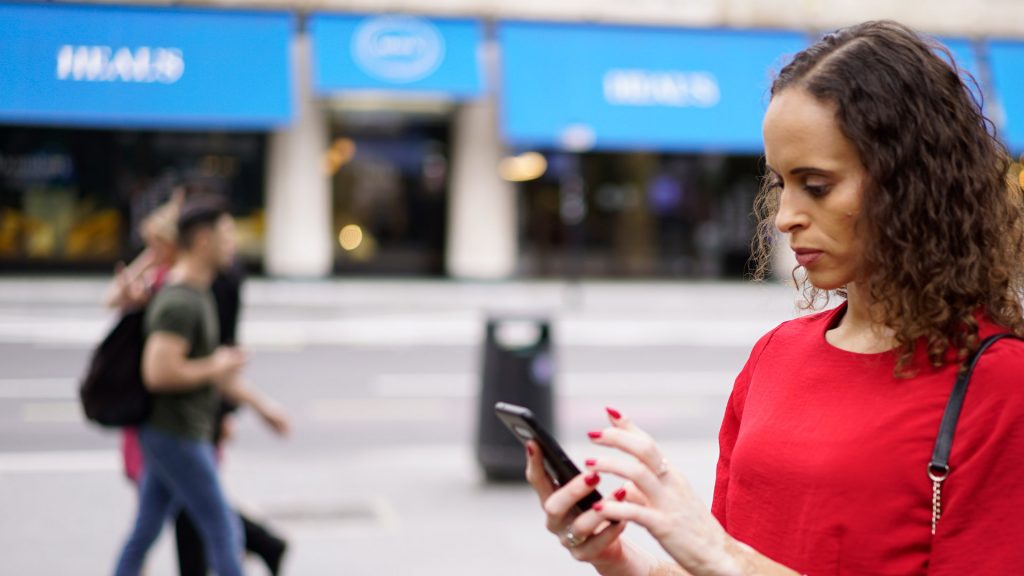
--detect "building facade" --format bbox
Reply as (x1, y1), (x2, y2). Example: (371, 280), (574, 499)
(1, 1), (1021, 279)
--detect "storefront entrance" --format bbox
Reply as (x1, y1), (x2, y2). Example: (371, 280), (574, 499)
(327, 109), (451, 275)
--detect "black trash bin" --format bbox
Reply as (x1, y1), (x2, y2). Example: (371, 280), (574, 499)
(476, 317), (555, 482)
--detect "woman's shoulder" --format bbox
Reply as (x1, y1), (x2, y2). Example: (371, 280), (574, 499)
(753, 305), (843, 349)
(739, 305), (843, 374)
(956, 330), (1024, 447)
(972, 330), (1024, 375)
(953, 320), (1024, 409)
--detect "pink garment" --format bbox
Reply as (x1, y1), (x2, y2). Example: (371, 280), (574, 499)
(122, 427), (224, 485)
(120, 264), (169, 485)
(122, 427), (144, 484)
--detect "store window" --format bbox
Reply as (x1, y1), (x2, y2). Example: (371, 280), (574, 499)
(0, 127), (266, 271)
(327, 111), (450, 276)
(517, 152), (762, 279)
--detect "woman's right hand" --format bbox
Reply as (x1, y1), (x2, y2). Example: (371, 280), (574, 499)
(525, 440), (648, 576)
(106, 252), (153, 310)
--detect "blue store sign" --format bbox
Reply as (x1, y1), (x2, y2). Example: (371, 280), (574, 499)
(310, 13), (484, 98)
(0, 3), (293, 129)
(499, 22), (807, 152)
(938, 38), (980, 77)
(989, 40), (1024, 152)
(936, 37), (985, 107)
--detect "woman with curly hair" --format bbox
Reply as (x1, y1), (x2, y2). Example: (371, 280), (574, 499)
(525, 20), (1024, 575)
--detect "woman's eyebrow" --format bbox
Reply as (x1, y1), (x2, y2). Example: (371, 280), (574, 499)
(765, 164), (835, 177)
(789, 166), (835, 176)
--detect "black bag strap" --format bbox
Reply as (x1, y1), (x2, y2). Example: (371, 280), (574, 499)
(928, 333), (1023, 480)
(928, 332), (1024, 534)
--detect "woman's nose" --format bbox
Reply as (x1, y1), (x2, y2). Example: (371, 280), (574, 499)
(774, 188), (807, 234)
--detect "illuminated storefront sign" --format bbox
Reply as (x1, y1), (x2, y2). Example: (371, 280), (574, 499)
(0, 3), (293, 129)
(310, 13), (484, 98)
(499, 22), (807, 152)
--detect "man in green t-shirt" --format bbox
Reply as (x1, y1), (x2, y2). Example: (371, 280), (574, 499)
(114, 196), (247, 576)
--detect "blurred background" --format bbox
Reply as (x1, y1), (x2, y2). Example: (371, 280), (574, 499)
(0, 0), (1022, 574)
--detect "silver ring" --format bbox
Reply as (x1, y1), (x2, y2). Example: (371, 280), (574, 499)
(656, 456), (670, 478)
(565, 528), (584, 548)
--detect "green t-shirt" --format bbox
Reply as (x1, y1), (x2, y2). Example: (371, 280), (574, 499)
(144, 283), (220, 441)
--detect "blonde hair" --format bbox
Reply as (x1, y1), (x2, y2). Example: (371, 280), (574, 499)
(140, 190), (184, 246)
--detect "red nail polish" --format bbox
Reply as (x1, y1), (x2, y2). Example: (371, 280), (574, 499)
(593, 502), (604, 511)
(587, 430), (602, 440)
(526, 444), (535, 457)
(606, 406), (622, 420)
(585, 458), (597, 467)
(585, 472), (600, 486)
(614, 488), (627, 501)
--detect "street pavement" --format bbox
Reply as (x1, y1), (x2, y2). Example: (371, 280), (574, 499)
(0, 277), (810, 575)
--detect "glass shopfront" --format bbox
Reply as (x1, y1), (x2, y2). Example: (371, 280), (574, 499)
(0, 3), (290, 271)
(0, 127), (267, 270)
(516, 151), (762, 279)
(326, 107), (451, 275)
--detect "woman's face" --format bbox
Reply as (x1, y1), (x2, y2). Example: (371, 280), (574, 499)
(146, 234), (177, 266)
(763, 87), (869, 291)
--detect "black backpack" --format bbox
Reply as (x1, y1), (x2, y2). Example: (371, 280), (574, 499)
(79, 309), (152, 427)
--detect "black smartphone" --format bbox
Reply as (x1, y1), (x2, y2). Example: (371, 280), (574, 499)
(494, 401), (603, 513)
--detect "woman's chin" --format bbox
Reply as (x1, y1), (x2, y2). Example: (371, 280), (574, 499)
(804, 270), (847, 292)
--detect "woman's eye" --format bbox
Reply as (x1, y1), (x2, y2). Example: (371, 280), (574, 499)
(804, 184), (830, 197)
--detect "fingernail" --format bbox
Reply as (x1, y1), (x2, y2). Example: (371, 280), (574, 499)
(606, 406), (622, 420)
(587, 430), (602, 440)
(593, 502), (604, 511)
(585, 472), (600, 486)
(526, 444), (535, 457)
(584, 458), (597, 468)
(614, 488), (627, 501)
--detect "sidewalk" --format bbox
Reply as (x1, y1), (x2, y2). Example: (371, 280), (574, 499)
(1, 439), (716, 575)
(0, 277), (805, 575)
(0, 276), (803, 348)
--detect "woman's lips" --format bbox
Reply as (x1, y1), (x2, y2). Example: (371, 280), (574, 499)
(794, 250), (823, 267)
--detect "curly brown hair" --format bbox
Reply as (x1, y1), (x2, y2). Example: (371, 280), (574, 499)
(750, 20), (1024, 373)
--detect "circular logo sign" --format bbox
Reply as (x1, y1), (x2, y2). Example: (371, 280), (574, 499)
(352, 16), (446, 84)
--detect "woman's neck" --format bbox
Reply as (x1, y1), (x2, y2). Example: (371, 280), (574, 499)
(827, 282), (896, 354)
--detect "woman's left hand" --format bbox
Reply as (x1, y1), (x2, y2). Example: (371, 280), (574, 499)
(582, 408), (742, 576)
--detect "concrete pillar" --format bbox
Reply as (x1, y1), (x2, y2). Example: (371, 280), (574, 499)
(445, 96), (518, 279)
(773, 231), (798, 283)
(265, 34), (333, 278)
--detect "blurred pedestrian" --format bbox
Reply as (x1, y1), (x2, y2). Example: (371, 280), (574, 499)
(107, 192), (290, 575)
(106, 191), (183, 487)
(112, 196), (286, 576)
(525, 20), (1024, 575)
(105, 193), (289, 574)
(174, 248), (290, 576)
(106, 190), (183, 312)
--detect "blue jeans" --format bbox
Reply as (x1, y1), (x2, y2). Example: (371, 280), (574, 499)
(113, 425), (243, 576)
